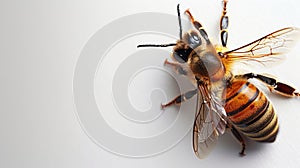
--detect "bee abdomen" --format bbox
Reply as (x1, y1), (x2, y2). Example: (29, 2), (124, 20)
(225, 80), (279, 142)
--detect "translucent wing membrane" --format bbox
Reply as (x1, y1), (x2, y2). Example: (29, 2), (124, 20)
(193, 83), (227, 159)
(224, 27), (300, 67)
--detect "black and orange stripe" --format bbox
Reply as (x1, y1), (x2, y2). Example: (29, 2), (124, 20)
(224, 79), (279, 142)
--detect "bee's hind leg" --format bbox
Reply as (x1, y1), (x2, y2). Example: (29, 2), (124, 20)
(227, 123), (246, 156)
(235, 73), (300, 98)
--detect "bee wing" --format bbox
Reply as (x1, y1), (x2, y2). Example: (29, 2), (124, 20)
(193, 83), (227, 159)
(223, 27), (300, 67)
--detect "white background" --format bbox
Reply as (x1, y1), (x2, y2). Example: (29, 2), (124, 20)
(1, 0), (300, 167)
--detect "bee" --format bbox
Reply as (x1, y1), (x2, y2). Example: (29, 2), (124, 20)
(137, 1), (300, 158)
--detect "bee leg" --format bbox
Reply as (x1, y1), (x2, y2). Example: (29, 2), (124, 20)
(185, 10), (211, 44)
(164, 59), (187, 75)
(228, 124), (246, 156)
(161, 89), (197, 109)
(236, 73), (300, 98)
(184, 9), (203, 30)
(220, 0), (229, 47)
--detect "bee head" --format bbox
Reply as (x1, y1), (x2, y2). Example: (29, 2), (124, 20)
(173, 29), (208, 63)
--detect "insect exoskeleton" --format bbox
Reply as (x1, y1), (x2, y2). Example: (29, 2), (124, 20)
(225, 79), (279, 142)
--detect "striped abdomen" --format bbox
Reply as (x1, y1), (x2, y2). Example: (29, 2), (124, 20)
(224, 79), (279, 142)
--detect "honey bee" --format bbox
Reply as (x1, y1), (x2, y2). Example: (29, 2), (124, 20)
(137, 1), (300, 158)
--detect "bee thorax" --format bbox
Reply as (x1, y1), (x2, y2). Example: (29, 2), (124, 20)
(189, 51), (225, 82)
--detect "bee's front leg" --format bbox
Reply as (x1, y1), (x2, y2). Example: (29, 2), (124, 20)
(164, 59), (188, 75)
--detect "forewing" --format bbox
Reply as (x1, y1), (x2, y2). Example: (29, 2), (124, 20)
(193, 83), (227, 159)
(224, 27), (300, 68)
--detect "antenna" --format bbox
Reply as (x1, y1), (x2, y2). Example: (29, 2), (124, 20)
(137, 43), (176, 48)
(177, 4), (183, 40)
(137, 4), (183, 48)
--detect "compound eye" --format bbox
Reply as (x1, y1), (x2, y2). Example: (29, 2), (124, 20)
(188, 31), (202, 48)
(173, 48), (192, 63)
(173, 50), (186, 63)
